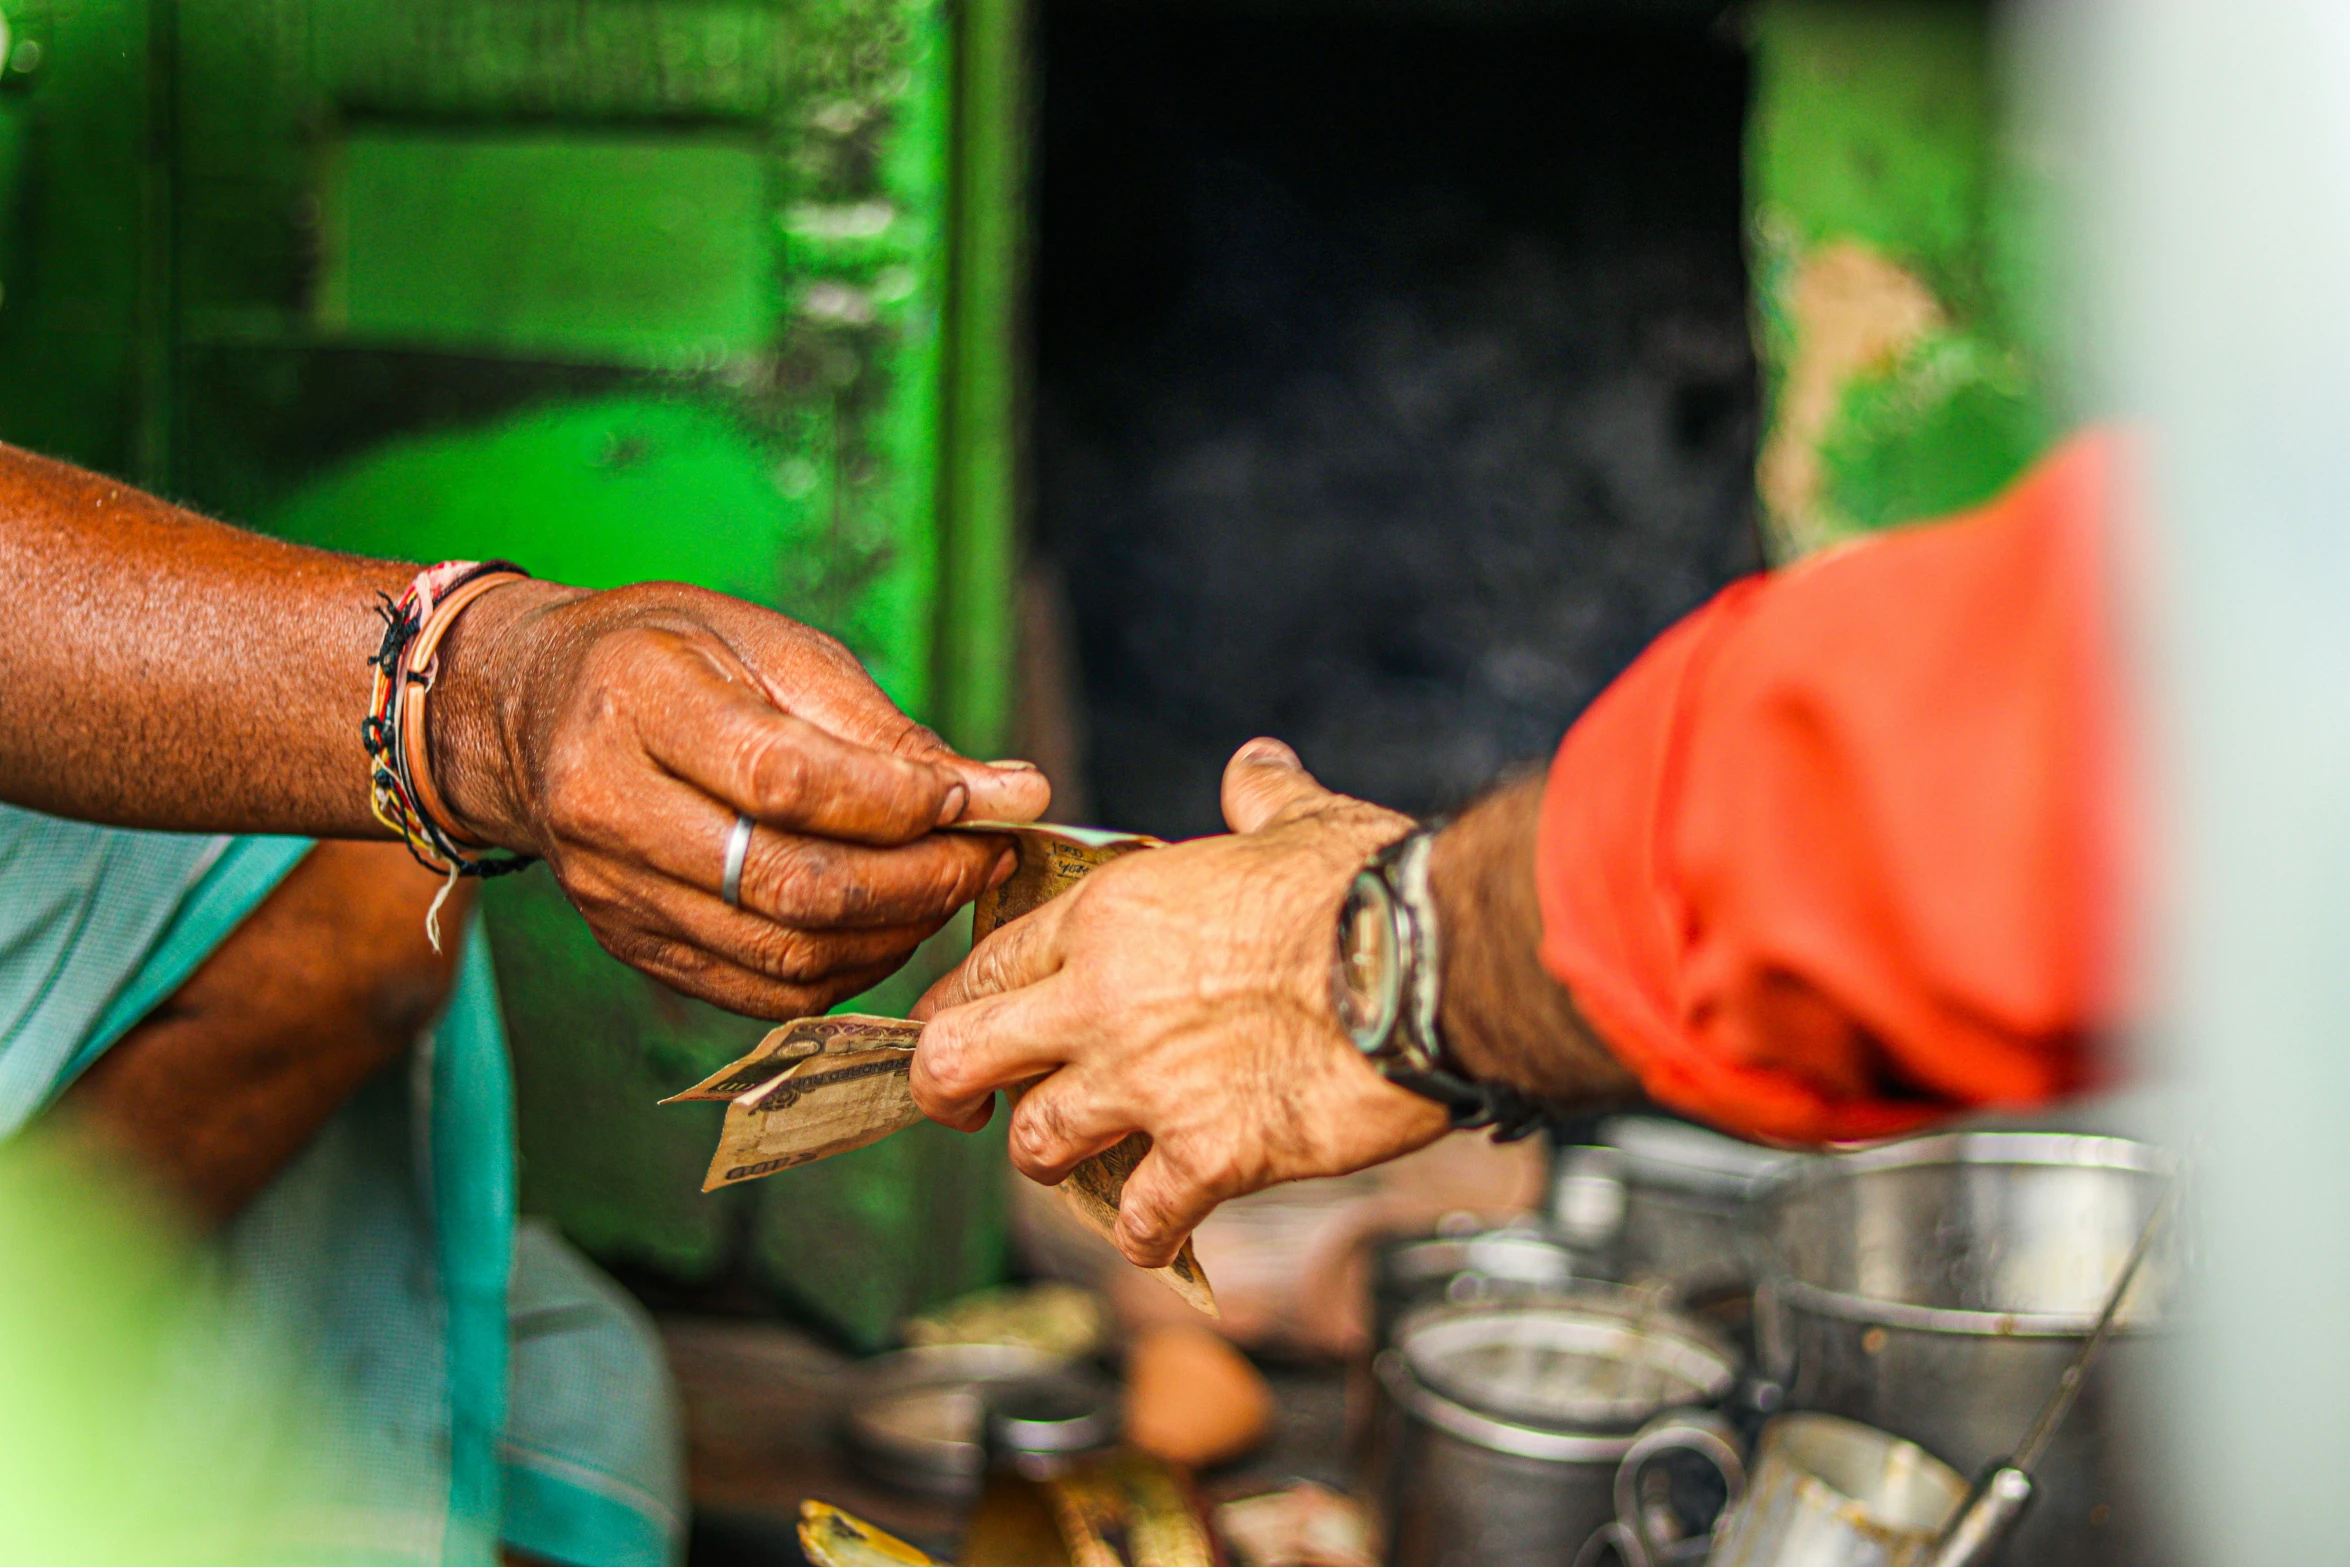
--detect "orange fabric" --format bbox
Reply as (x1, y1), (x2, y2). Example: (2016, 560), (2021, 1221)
(1536, 434), (2126, 1144)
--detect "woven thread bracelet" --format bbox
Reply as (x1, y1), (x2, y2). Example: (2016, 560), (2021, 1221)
(364, 559), (538, 947)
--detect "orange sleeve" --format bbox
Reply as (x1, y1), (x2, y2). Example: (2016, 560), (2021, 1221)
(1535, 433), (2127, 1144)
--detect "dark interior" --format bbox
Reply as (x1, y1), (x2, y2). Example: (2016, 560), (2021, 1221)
(1033, 1), (1760, 838)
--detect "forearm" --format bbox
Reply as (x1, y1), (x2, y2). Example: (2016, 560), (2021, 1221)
(1429, 772), (1638, 1106)
(0, 443), (412, 837)
(60, 842), (466, 1225)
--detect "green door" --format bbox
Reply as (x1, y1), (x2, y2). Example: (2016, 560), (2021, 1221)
(0, 0), (1025, 1348)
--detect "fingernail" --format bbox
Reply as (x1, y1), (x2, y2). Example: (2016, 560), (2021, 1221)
(1236, 737), (1298, 768)
(987, 848), (1017, 889)
(936, 782), (969, 826)
(984, 758), (1041, 772)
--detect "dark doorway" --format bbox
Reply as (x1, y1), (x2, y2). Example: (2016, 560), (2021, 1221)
(1031, 1), (1759, 838)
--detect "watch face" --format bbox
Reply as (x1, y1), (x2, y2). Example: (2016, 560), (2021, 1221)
(1334, 871), (1401, 1053)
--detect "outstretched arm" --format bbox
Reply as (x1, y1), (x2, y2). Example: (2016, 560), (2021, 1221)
(0, 443), (1050, 1017)
(0, 446), (413, 835)
(912, 433), (2123, 1266)
(910, 742), (1635, 1268)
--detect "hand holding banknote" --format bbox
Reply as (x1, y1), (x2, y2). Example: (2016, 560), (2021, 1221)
(662, 817), (1224, 1313)
(910, 740), (1453, 1271)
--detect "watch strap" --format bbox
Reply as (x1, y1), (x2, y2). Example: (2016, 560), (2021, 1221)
(1360, 826), (1553, 1142)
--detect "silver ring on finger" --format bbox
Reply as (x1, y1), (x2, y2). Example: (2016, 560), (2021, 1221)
(721, 812), (755, 908)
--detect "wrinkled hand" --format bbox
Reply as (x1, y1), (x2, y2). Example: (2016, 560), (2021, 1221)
(910, 739), (1451, 1268)
(430, 579), (1049, 1018)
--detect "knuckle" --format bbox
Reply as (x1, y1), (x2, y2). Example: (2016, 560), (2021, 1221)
(1118, 1198), (1172, 1250)
(749, 838), (851, 922)
(889, 719), (948, 760)
(585, 622), (674, 681)
(738, 920), (851, 984)
(743, 736), (816, 814)
(917, 1035), (972, 1098)
(1162, 1137), (1239, 1198)
(1009, 1102), (1069, 1168)
(800, 625), (857, 667)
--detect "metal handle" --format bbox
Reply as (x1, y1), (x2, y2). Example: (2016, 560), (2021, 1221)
(1573, 1520), (1645, 1567)
(1925, 1465), (2035, 1567)
(1575, 1410), (1747, 1567)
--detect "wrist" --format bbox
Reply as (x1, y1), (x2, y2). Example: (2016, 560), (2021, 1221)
(426, 577), (587, 850)
(1428, 774), (1636, 1106)
(1332, 820), (1551, 1139)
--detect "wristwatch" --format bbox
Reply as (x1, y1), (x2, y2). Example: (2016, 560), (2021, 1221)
(1331, 825), (1550, 1141)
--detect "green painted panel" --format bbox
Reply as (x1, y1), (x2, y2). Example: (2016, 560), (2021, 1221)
(263, 394), (825, 617)
(1748, 0), (2058, 558)
(317, 129), (774, 366)
(0, 0), (163, 480)
(0, 0), (1027, 1331)
(748, 1114), (1009, 1351)
(933, 0), (1023, 759)
(491, 868), (763, 1280)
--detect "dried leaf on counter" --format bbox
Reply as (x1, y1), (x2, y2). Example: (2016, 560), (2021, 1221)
(797, 1500), (949, 1567)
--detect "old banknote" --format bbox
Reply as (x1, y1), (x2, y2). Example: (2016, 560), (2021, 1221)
(661, 1014), (923, 1104)
(954, 823), (1218, 1316)
(670, 1015), (923, 1191)
(663, 823), (1218, 1314)
(950, 820), (1165, 941)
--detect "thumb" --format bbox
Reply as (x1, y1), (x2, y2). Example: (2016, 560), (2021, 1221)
(1222, 737), (1336, 834)
(938, 755), (1053, 824)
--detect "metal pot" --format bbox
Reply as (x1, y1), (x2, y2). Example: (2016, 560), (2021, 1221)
(1376, 1291), (1740, 1567)
(839, 1343), (1087, 1498)
(1757, 1132), (2176, 1567)
(1554, 1117), (1807, 1303)
(1372, 1225), (1584, 1352)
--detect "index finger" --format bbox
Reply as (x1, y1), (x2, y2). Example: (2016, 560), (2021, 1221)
(637, 649), (962, 844)
(912, 974), (1085, 1128)
(1111, 1142), (1230, 1270)
(911, 889), (1074, 1018)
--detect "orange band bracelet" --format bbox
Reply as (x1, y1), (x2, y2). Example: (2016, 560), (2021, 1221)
(396, 569), (525, 851)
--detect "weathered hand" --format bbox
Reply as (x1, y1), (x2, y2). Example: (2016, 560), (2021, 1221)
(910, 739), (1450, 1269)
(430, 579), (1049, 1018)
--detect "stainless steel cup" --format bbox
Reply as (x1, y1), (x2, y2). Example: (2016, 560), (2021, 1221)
(1553, 1117), (1807, 1303)
(1709, 1413), (1968, 1567)
(1756, 1132), (2175, 1567)
(1375, 1292), (1739, 1567)
(1372, 1225), (1584, 1351)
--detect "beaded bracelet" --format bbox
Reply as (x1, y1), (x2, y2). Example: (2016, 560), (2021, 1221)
(363, 560), (538, 944)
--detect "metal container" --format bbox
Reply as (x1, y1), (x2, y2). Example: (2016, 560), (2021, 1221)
(982, 1371), (1122, 1481)
(1710, 1413), (1968, 1567)
(1376, 1293), (1740, 1567)
(1554, 1117), (1808, 1302)
(1372, 1225), (1584, 1351)
(1757, 1133), (2175, 1567)
(840, 1343), (1085, 1498)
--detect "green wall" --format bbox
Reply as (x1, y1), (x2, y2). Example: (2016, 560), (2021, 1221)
(0, 0), (1025, 1349)
(1749, 0), (2060, 559)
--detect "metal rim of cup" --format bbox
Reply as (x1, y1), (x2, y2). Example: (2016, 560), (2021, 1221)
(1375, 1348), (1652, 1464)
(1754, 1131), (2177, 1337)
(839, 1343), (1080, 1495)
(1754, 1130), (2173, 1204)
(1377, 1227), (1580, 1292)
(1374, 1295), (1738, 1464)
(1764, 1277), (2167, 1339)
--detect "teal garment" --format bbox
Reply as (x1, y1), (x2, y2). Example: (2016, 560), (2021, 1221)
(0, 808), (682, 1567)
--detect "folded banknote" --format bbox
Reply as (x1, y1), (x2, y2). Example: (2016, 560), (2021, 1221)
(664, 822), (1217, 1315)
